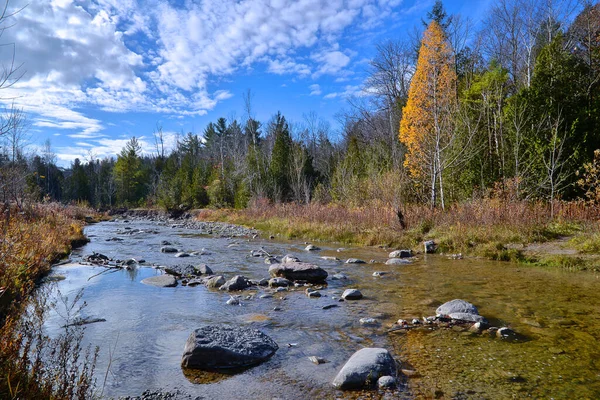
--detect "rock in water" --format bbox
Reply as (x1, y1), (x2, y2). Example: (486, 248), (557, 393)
(342, 289), (363, 300)
(385, 258), (411, 265)
(141, 275), (177, 288)
(268, 262), (328, 283)
(268, 277), (291, 287)
(219, 275), (252, 291)
(332, 348), (397, 390)
(448, 312), (488, 323)
(204, 275), (226, 289)
(160, 246), (178, 253)
(181, 326), (278, 370)
(345, 258), (366, 264)
(305, 244), (321, 251)
(388, 250), (412, 258)
(281, 254), (300, 263)
(436, 299), (479, 316)
(424, 240), (437, 254)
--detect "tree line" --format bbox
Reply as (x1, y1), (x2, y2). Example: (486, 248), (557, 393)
(1, 0), (599, 212)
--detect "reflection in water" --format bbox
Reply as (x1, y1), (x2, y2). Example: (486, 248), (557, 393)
(43, 219), (600, 399)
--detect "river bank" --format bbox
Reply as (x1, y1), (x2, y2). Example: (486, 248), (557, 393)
(196, 200), (600, 271)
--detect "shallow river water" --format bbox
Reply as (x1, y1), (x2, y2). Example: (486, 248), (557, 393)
(44, 219), (600, 399)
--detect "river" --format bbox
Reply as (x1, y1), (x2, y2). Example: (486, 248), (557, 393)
(43, 218), (600, 399)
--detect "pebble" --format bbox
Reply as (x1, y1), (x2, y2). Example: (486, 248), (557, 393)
(308, 356), (328, 365)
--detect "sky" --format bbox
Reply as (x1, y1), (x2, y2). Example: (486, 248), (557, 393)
(0, 0), (493, 166)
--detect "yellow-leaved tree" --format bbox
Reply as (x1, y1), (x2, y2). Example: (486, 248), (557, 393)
(400, 20), (457, 209)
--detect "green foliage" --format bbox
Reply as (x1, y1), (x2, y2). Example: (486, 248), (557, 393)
(113, 137), (148, 206)
(268, 113), (292, 202)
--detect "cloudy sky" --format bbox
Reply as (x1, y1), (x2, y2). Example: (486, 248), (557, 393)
(1, 0), (491, 165)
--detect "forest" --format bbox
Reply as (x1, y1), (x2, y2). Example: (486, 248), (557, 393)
(1, 0), (599, 215)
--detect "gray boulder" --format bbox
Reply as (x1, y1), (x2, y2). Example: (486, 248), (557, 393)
(332, 348), (397, 390)
(141, 275), (177, 288)
(268, 277), (291, 287)
(269, 262), (328, 283)
(448, 312), (487, 323)
(196, 264), (213, 275)
(281, 254), (300, 263)
(220, 275), (252, 291)
(436, 299), (479, 316)
(342, 289), (363, 300)
(204, 275), (226, 289)
(385, 258), (411, 265)
(345, 258), (366, 264)
(175, 252), (190, 258)
(160, 246), (178, 253)
(181, 326), (278, 370)
(378, 375), (397, 389)
(305, 244), (321, 251)
(388, 250), (412, 258)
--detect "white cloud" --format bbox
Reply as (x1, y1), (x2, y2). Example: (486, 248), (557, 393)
(309, 84), (322, 96)
(1, 0), (405, 139)
(324, 84), (369, 99)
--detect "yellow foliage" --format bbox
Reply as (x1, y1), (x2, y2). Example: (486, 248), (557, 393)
(399, 21), (457, 179)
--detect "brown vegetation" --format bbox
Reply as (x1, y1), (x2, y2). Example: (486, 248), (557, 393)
(0, 203), (98, 399)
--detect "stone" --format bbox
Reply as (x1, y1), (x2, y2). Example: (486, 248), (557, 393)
(220, 275), (252, 291)
(345, 258), (366, 264)
(195, 264), (213, 275)
(372, 271), (387, 277)
(161, 246), (178, 253)
(204, 275), (226, 289)
(305, 244), (321, 251)
(141, 275), (178, 288)
(226, 296), (240, 306)
(388, 250), (412, 258)
(448, 312), (488, 323)
(436, 299), (479, 316)
(377, 376), (397, 389)
(161, 240), (172, 246)
(281, 254), (300, 263)
(342, 289), (363, 300)
(497, 327), (517, 339)
(424, 240), (437, 254)
(268, 277), (291, 287)
(331, 273), (348, 280)
(181, 326), (278, 370)
(322, 304), (339, 310)
(308, 356), (327, 365)
(268, 262), (328, 283)
(306, 288), (322, 298)
(175, 252), (190, 258)
(385, 258), (411, 265)
(321, 256), (340, 261)
(332, 348), (397, 390)
(359, 318), (378, 326)
(164, 264), (199, 277)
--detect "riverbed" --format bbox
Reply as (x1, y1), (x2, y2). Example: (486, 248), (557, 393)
(44, 218), (600, 399)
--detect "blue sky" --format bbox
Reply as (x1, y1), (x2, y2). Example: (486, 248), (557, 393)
(2, 0), (492, 166)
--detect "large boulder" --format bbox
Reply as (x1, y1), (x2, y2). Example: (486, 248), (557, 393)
(436, 299), (479, 316)
(219, 275), (252, 291)
(448, 312), (487, 323)
(141, 275), (177, 288)
(268, 262), (327, 283)
(342, 289), (363, 300)
(181, 326), (278, 370)
(332, 348), (397, 390)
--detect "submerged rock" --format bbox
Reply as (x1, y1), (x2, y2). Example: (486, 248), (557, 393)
(332, 348), (396, 390)
(268, 262), (328, 283)
(268, 277), (291, 287)
(305, 244), (321, 251)
(160, 246), (178, 253)
(141, 275), (177, 288)
(385, 258), (411, 265)
(281, 254), (300, 264)
(181, 326), (278, 370)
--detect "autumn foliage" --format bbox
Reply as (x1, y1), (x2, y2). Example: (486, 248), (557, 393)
(399, 21), (457, 206)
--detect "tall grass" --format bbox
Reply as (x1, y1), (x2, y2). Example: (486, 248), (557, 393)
(198, 198), (600, 257)
(0, 202), (98, 399)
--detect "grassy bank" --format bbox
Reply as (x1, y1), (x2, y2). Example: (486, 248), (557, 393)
(198, 199), (600, 269)
(0, 203), (99, 400)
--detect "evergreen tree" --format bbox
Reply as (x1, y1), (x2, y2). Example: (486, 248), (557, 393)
(268, 113), (292, 202)
(114, 137), (147, 206)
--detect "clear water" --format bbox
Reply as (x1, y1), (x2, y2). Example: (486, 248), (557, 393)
(44, 219), (600, 399)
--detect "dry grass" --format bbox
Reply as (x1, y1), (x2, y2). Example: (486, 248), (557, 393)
(0, 202), (99, 400)
(198, 199), (600, 262)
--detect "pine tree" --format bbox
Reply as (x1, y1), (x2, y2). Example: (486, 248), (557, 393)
(268, 113), (292, 202)
(114, 137), (147, 206)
